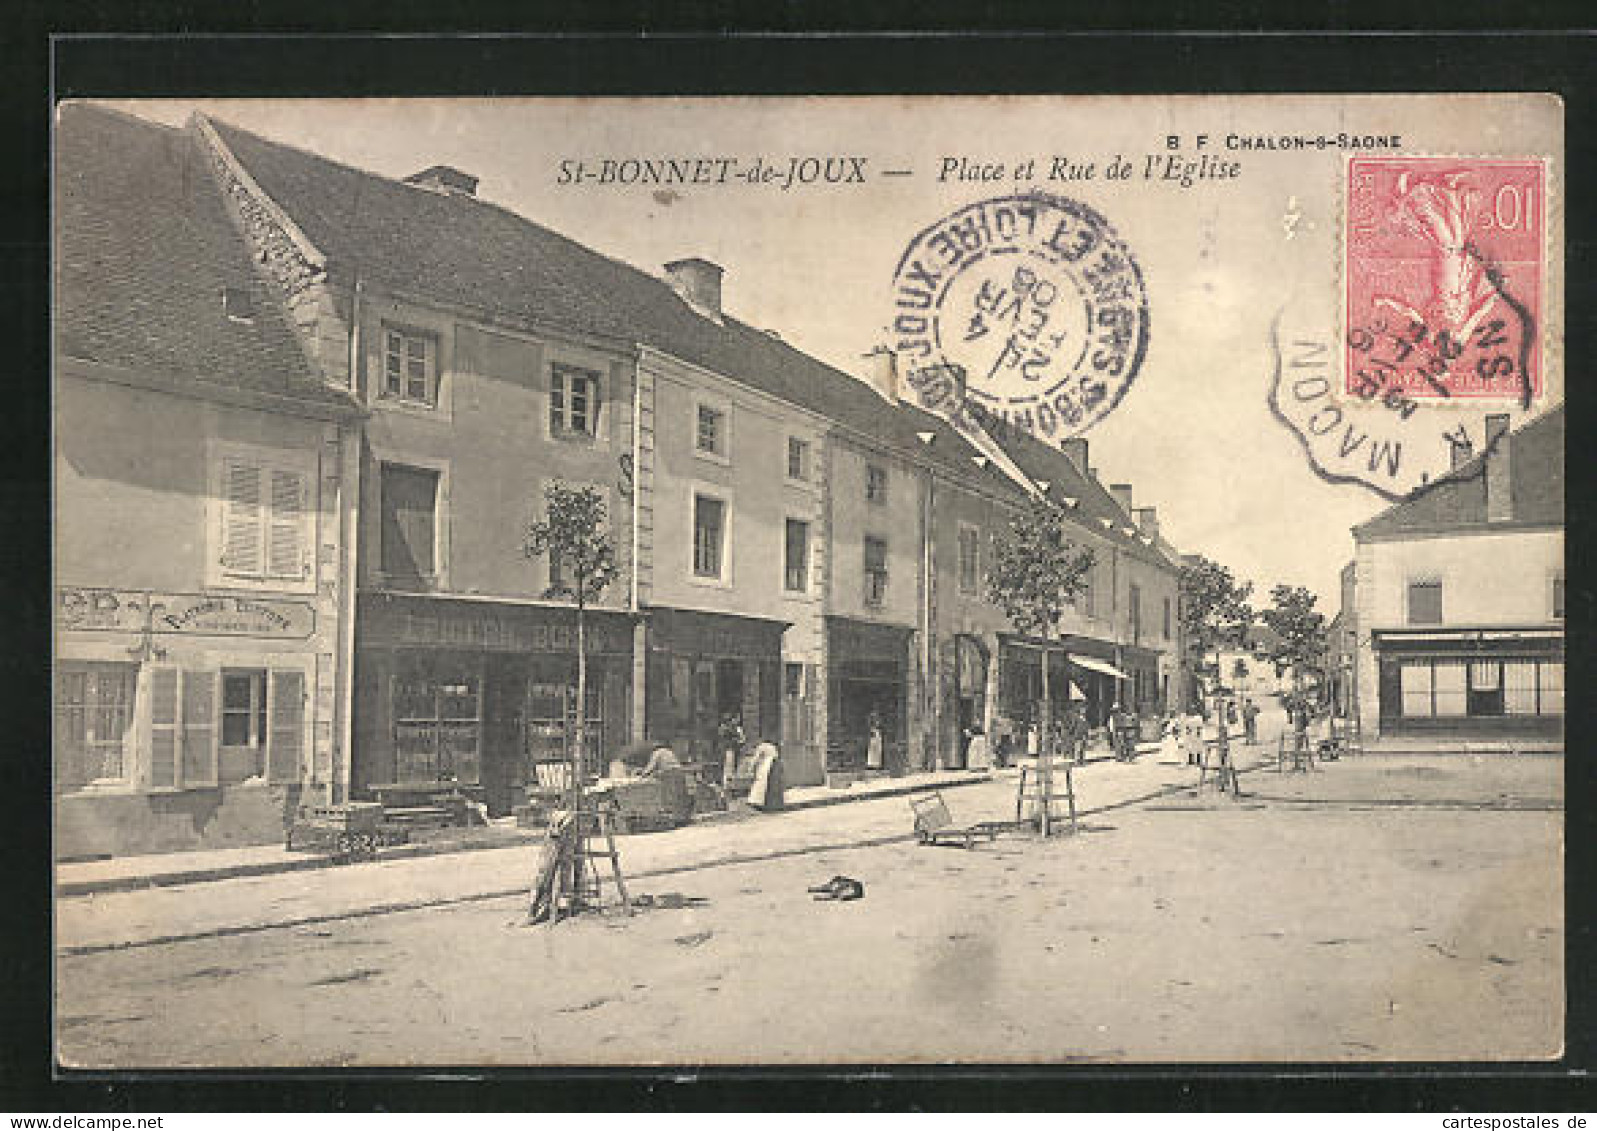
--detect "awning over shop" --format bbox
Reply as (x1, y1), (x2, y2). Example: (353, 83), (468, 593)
(1071, 656), (1130, 681)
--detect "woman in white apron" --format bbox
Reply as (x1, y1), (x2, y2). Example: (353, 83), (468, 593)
(747, 742), (785, 811)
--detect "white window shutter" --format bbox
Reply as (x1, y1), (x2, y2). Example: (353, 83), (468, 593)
(147, 666), (181, 789)
(267, 669), (306, 785)
(181, 670), (220, 787)
(267, 467), (307, 580)
(221, 459), (264, 575)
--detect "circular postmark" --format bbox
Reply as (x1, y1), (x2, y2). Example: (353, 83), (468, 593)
(889, 193), (1149, 440)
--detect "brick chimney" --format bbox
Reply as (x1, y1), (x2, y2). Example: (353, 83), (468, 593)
(665, 257), (724, 324)
(1134, 506), (1161, 542)
(1448, 433), (1475, 471)
(1110, 483), (1134, 516)
(1485, 413), (1513, 522)
(403, 165), (479, 196)
(1060, 437), (1089, 475)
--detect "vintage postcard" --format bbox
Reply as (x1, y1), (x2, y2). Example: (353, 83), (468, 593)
(53, 93), (1564, 1067)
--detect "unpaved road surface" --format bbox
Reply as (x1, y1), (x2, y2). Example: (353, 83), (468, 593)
(57, 754), (1562, 1066)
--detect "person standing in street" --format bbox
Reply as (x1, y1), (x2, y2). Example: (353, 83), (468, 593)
(1242, 698), (1260, 745)
(866, 711), (885, 771)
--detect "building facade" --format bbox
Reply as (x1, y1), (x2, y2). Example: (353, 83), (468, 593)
(62, 106), (1197, 856)
(54, 105), (361, 856)
(1351, 409), (1564, 742)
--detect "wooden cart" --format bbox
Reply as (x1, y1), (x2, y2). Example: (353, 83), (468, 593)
(909, 792), (1013, 849)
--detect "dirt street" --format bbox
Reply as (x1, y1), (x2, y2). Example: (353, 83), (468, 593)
(56, 754), (1562, 1067)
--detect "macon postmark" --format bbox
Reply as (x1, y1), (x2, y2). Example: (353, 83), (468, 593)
(1271, 154), (1551, 500)
(889, 193), (1150, 440)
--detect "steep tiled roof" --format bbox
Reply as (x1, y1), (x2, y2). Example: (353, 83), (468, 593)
(992, 424), (1175, 568)
(205, 117), (1050, 498)
(208, 115), (1178, 556)
(54, 104), (352, 409)
(1353, 405), (1564, 539)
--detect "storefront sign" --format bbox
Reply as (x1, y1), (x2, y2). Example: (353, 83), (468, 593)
(363, 596), (631, 654)
(57, 587), (316, 639)
(651, 610), (786, 661)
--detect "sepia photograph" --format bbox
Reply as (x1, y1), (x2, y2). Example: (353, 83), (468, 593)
(51, 91), (1564, 1068)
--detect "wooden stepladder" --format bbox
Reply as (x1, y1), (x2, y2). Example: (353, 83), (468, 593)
(1015, 763), (1079, 835)
(1199, 719), (1242, 796)
(531, 794), (633, 926)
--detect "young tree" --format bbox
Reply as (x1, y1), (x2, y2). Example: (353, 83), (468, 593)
(524, 483), (619, 805)
(987, 496), (1096, 836)
(1178, 555), (1255, 710)
(1261, 584), (1329, 711)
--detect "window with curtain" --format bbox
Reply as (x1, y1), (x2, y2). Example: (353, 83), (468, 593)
(784, 518), (809, 592)
(1400, 661), (1433, 717)
(1433, 659), (1467, 716)
(693, 494), (726, 578)
(1503, 660), (1538, 714)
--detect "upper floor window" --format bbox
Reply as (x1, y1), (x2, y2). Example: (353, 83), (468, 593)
(1163, 596), (1172, 640)
(957, 524), (981, 595)
(784, 518), (810, 593)
(696, 404), (728, 459)
(381, 463), (440, 583)
(381, 326), (438, 407)
(693, 494), (727, 579)
(864, 536), (889, 606)
(550, 365), (601, 438)
(219, 455), (310, 584)
(866, 464), (888, 504)
(787, 437), (811, 481)
(1407, 578), (1443, 626)
(1553, 574), (1566, 620)
(1129, 583), (1142, 644)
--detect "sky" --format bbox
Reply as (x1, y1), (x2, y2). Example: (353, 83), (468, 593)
(98, 95), (1563, 612)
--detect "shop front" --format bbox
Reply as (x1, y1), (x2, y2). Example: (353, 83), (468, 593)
(938, 633), (992, 768)
(1374, 628), (1563, 740)
(354, 593), (635, 816)
(55, 586), (330, 857)
(644, 607), (785, 772)
(827, 617), (913, 773)
(997, 636), (1074, 734)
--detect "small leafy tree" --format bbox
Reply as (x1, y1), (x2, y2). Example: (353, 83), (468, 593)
(987, 496), (1095, 836)
(524, 483), (619, 804)
(1231, 657), (1250, 688)
(1179, 555), (1255, 710)
(1261, 584), (1329, 710)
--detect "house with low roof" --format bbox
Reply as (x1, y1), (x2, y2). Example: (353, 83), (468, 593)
(1350, 407), (1564, 743)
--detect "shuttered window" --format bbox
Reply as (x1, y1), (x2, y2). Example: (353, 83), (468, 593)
(957, 525), (980, 594)
(220, 456), (309, 582)
(381, 464), (440, 580)
(1407, 579), (1443, 625)
(144, 668), (221, 790)
(147, 667), (180, 788)
(180, 670), (220, 786)
(267, 669), (305, 785)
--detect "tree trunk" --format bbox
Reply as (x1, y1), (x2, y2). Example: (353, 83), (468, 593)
(1039, 645), (1053, 838)
(572, 592), (588, 813)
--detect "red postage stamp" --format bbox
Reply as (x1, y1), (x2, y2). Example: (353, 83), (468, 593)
(1345, 155), (1546, 402)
